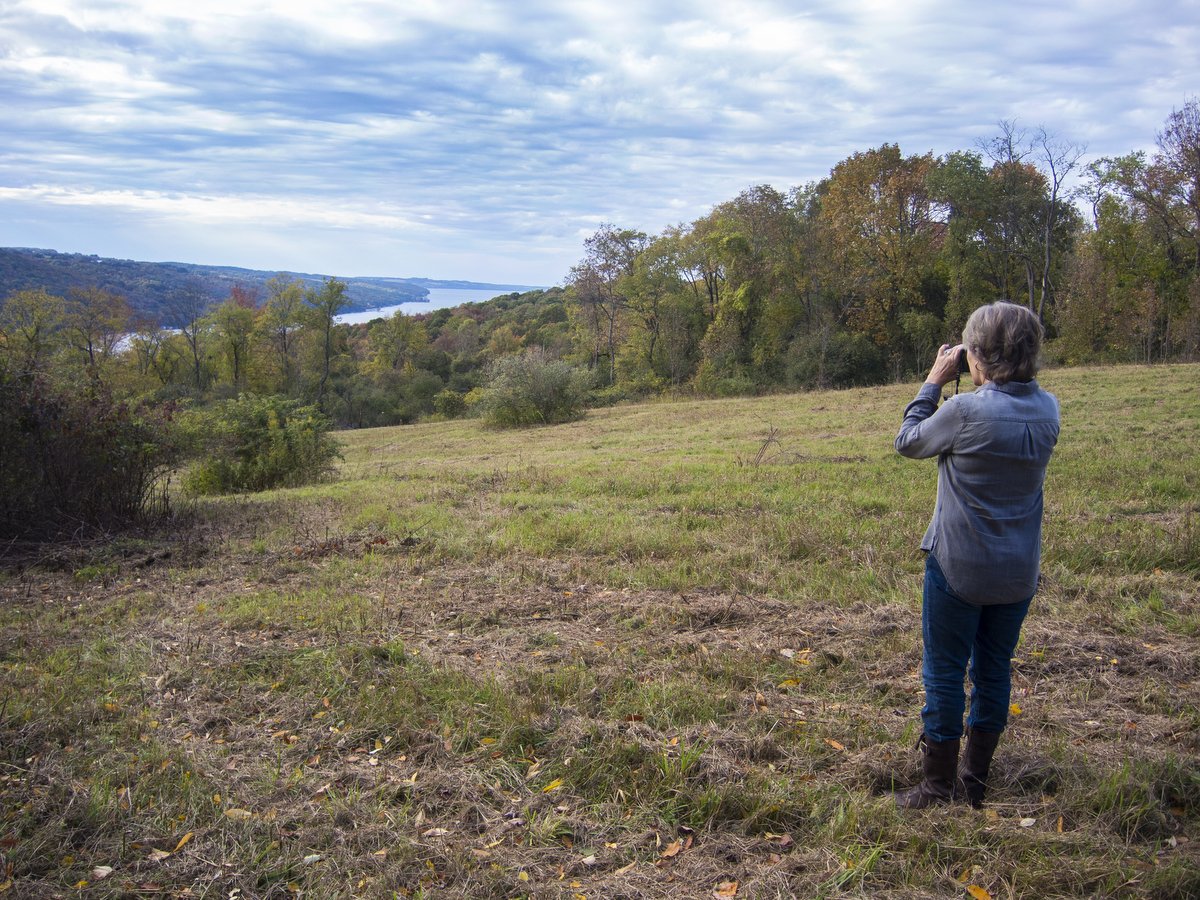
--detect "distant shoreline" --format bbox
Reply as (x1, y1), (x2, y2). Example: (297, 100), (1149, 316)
(335, 285), (543, 324)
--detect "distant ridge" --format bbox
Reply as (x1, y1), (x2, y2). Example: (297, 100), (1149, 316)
(0, 247), (544, 325)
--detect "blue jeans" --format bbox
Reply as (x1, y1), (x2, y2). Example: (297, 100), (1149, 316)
(921, 554), (1032, 742)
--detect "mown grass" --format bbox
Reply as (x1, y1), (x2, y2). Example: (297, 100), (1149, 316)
(2, 363), (1198, 898)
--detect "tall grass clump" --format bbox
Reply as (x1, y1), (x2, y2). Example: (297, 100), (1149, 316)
(477, 349), (588, 428)
(181, 394), (341, 495)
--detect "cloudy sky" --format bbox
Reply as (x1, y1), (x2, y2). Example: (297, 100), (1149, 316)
(1, 1), (1196, 286)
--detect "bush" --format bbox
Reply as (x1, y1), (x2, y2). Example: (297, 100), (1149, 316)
(433, 389), (467, 418)
(0, 367), (180, 539)
(692, 360), (758, 398)
(786, 330), (887, 389)
(477, 350), (588, 428)
(181, 394), (341, 495)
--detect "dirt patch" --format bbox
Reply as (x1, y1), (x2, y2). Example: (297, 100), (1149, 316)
(2, 531), (1198, 898)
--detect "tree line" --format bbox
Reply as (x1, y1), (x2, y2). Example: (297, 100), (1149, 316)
(565, 103), (1199, 397)
(2, 101), (1197, 434)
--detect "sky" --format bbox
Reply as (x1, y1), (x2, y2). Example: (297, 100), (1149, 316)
(0, 1), (1196, 287)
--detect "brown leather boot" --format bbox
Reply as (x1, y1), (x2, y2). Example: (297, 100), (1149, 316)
(894, 734), (960, 809)
(958, 727), (1001, 808)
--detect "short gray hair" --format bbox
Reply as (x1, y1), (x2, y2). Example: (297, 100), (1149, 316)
(962, 301), (1043, 384)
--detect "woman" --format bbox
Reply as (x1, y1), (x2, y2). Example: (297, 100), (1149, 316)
(893, 301), (1060, 809)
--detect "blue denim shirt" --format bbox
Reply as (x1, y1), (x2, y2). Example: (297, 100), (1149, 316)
(895, 380), (1060, 605)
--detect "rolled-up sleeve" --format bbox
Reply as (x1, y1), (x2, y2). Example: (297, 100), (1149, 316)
(895, 383), (963, 459)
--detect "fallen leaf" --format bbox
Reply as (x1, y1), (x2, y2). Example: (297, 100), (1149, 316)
(542, 778), (564, 793)
(1019, 818), (1036, 828)
(301, 854), (322, 865)
(660, 840), (682, 859)
(91, 866), (113, 880)
(421, 828), (450, 837)
(147, 849), (172, 863)
(824, 738), (846, 751)
(518, 871), (530, 882)
(1009, 703), (1022, 716)
(224, 808), (253, 820)
(714, 881), (738, 897)
(174, 832), (194, 853)
(581, 855), (598, 866)
(967, 886), (992, 900)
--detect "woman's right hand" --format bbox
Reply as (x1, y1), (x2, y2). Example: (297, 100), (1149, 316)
(925, 343), (964, 388)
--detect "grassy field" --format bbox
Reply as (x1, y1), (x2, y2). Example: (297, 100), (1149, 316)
(1, 363), (1198, 898)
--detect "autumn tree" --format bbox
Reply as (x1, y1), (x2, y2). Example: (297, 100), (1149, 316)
(165, 278), (213, 391)
(64, 287), (132, 374)
(819, 145), (939, 351)
(127, 319), (184, 387)
(566, 225), (648, 385)
(0, 288), (68, 374)
(1079, 99), (1200, 359)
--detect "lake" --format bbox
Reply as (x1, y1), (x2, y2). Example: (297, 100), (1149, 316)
(335, 287), (522, 325)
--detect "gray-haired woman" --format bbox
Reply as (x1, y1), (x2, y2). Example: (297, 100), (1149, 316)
(893, 301), (1060, 808)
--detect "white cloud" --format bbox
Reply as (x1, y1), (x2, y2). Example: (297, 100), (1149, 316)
(1, 0), (1197, 283)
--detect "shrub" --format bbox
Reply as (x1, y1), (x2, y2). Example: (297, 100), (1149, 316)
(692, 360), (758, 398)
(786, 330), (887, 389)
(433, 389), (467, 418)
(477, 350), (588, 428)
(0, 366), (180, 539)
(181, 394), (341, 495)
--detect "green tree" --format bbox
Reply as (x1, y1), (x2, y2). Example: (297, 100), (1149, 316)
(367, 313), (429, 374)
(259, 275), (306, 394)
(304, 278), (349, 409)
(209, 292), (258, 388)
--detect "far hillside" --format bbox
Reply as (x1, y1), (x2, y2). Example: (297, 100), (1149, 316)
(0, 247), (538, 324)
